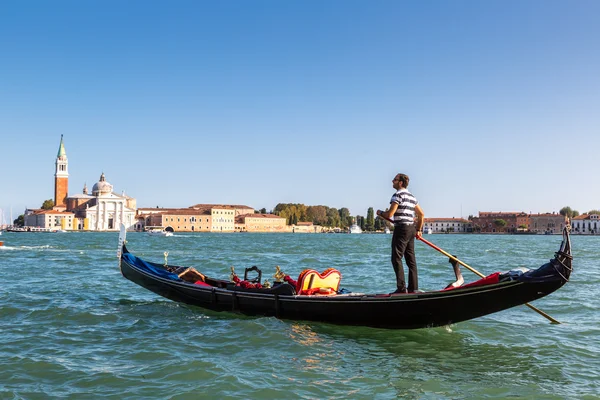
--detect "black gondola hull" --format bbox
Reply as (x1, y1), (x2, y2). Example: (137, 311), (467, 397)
(118, 227), (572, 329)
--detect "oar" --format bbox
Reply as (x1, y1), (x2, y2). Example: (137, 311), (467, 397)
(378, 216), (560, 324)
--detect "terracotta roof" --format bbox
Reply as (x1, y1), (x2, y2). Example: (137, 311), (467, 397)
(147, 209), (211, 216)
(572, 214), (599, 220)
(189, 204), (254, 210)
(424, 218), (469, 223)
(33, 209), (74, 215)
(478, 211), (526, 216)
(239, 213), (285, 220)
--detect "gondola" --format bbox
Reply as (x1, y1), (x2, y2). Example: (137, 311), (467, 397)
(117, 225), (572, 329)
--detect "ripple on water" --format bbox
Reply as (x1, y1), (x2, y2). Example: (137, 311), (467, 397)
(0, 232), (598, 398)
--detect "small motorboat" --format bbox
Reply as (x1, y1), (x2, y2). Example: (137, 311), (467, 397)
(146, 228), (173, 237)
(349, 224), (362, 234)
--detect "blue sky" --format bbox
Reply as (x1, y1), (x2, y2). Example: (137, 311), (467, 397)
(1, 0), (599, 222)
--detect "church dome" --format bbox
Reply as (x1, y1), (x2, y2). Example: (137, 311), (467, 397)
(92, 173), (113, 196)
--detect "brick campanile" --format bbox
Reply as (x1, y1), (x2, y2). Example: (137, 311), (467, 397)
(54, 135), (69, 209)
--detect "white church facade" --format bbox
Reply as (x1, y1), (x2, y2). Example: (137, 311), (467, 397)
(68, 173), (137, 231)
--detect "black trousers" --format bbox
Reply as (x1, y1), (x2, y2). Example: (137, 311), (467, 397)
(391, 224), (418, 292)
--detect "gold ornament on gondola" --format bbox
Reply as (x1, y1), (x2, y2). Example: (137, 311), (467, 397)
(262, 280), (271, 288)
(273, 265), (286, 283)
(230, 266), (237, 282)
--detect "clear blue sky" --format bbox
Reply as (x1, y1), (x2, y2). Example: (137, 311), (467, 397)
(2, 0), (599, 222)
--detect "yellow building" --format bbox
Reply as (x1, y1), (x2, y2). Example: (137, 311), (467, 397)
(137, 204), (256, 232)
(235, 213), (287, 232)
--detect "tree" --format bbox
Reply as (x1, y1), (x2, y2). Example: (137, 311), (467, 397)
(366, 207), (375, 231)
(14, 215), (24, 227)
(326, 208), (341, 227)
(41, 199), (54, 210)
(374, 216), (382, 231)
(338, 208), (351, 228)
(259, 208), (267, 214)
(587, 210), (600, 215)
(493, 219), (507, 228)
(274, 203), (308, 225)
(357, 216), (365, 231)
(306, 205), (328, 225)
(560, 206), (580, 218)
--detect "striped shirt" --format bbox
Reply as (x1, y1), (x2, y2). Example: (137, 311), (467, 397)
(390, 188), (418, 226)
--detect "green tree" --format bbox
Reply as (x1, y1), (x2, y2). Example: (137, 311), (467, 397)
(326, 208), (341, 227)
(374, 217), (382, 231)
(14, 215), (24, 227)
(306, 205), (328, 225)
(41, 199), (54, 210)
(587, 210), (600, 215)
(493, 219), (507, 228)
(259, 208), (267, 214)
(560, 206), (580, 218)
(274, 203), (308, 225)
(338, 208), (351, 228)
(366, 207), (375, 231)
(358, 216), (365, 231)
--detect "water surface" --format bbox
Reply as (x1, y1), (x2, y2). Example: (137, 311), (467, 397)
(1, 232), (598, 399)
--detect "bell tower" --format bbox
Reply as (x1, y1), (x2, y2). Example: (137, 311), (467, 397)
(54, 135), (69, 210)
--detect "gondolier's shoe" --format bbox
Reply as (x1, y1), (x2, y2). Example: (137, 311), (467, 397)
(390, 288), (407, 295)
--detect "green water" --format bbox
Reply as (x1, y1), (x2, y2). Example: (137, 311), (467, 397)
(0, 232), (598, 399)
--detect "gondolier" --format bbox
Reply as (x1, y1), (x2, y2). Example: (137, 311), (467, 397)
(377, 173), (425, 294)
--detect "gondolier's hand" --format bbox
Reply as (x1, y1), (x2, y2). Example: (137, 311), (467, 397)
(416, 230), (423, 239)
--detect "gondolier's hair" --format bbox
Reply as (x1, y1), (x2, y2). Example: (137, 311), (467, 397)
(397, 173), (410, 188)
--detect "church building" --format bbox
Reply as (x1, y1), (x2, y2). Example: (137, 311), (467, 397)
(25, 136), (137, 231)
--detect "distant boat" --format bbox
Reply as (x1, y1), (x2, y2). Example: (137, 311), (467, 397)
(6, 227), (27, 232)
(424, 227), (433, 234)
(147, 228), (173, 237)
(349, 224), (362, 234)
(384, 227), (391, 234)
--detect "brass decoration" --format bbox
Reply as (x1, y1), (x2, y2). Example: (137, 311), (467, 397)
(262, 280), (271, 288)
(163, 251), (169, 266)
(230, 266), (237, 282)
(273, 265), (286, 283)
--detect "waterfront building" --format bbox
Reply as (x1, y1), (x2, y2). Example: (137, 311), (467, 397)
(190, 203), (255, 217)
(24, 137), (137, 231)
(471, 212), (529, 233)
(137, 204), (253, 232)
(291, 221), (318, 233)
(528, 213), (568, 234)
(423, 218), (471, 233)
(571, 214), (600, 234)
(235, 213), (287, 232)
(23, 209), (74, 231)
(137, 208), (213, 232)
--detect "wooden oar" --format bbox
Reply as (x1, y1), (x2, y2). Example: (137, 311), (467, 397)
(378, 216), (560, 324)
